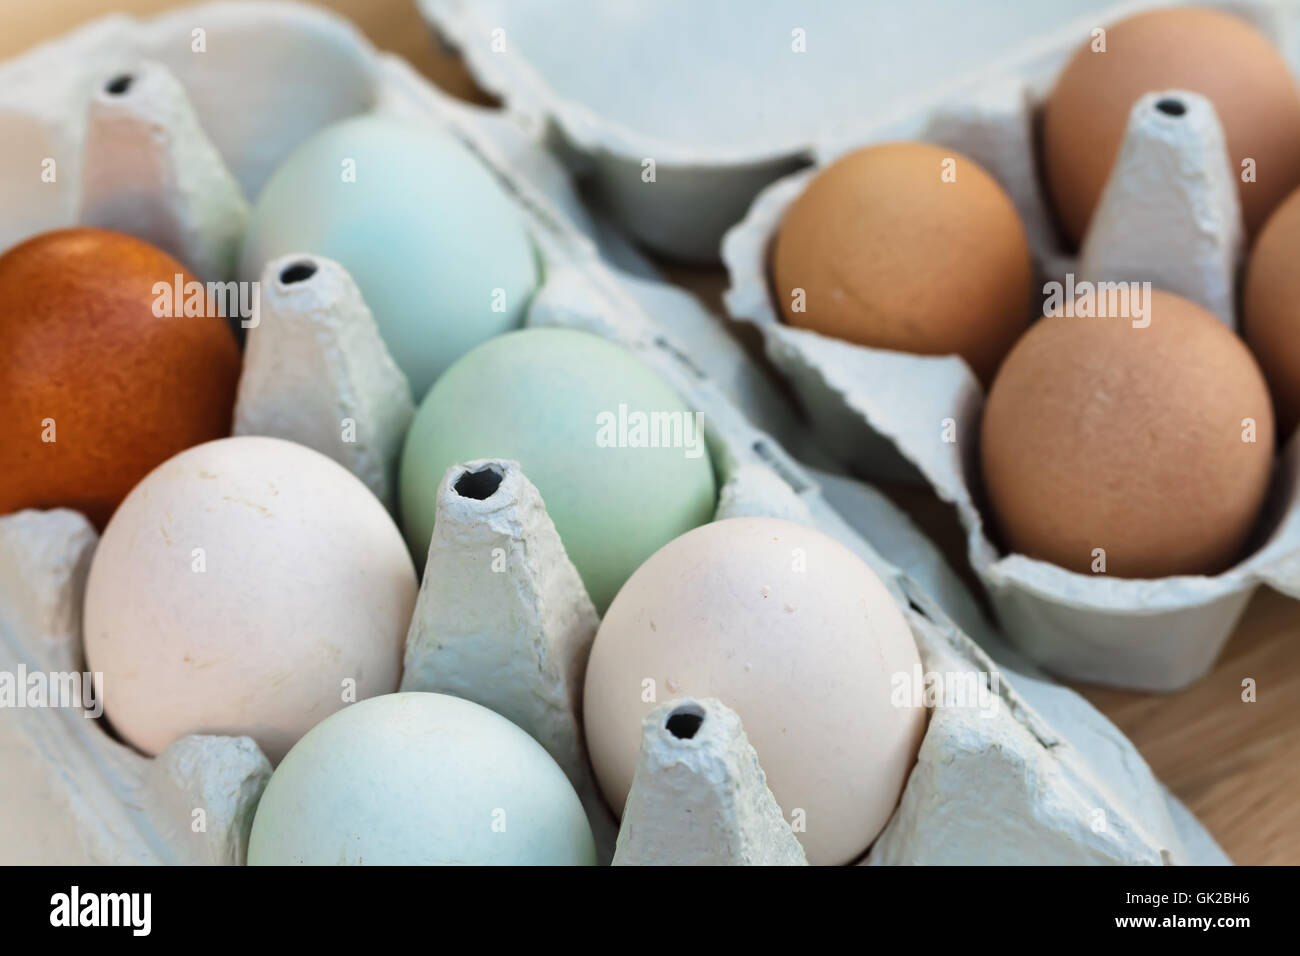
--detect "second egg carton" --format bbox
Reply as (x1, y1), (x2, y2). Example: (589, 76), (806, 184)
(0, 1), (1226, 864)
(721, 0), (1300, 691)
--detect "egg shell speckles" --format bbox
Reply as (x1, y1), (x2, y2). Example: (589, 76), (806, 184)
(83, 436), (418, 764)
(981, 290), (1275, 578)
(582, 516), (927, 866)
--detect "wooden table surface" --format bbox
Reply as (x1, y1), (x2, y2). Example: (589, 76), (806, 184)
(5, 0), (1297, 865)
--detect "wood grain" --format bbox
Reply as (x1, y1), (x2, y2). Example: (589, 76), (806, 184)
(5, 0), (1297, 865)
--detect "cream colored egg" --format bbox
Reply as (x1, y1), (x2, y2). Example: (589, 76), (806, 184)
(582, 516), (927, 865)
(83, 436), (418, 764)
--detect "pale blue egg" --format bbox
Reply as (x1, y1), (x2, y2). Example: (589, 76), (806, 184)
(247, 693), (596, 865)
(240, 113), (538, 398)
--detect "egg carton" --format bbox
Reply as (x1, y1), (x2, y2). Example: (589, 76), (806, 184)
(720, 0), (1300, 692)
(0, 1), (1228, 865)
(417, 0), (1136, 262)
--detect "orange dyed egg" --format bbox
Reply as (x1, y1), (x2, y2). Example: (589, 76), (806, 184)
(0, 228), (241, 528)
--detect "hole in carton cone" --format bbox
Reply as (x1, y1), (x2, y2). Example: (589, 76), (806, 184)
(105, 74), (134, 95)
(454, 467), (503, 500)
(665, 704), (705, 739)
(279, 261), (318, 285)
(1155, 98), (1186, 117)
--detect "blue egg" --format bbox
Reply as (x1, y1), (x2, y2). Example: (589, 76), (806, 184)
(247, 693), (596, 865)
(240, 113), (539, 398)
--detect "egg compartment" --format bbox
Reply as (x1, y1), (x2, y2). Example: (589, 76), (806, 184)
(0, 510), (272, 864)
(721, 0), (1300, 691)
(0, 1), (1226, 865)
(0, 445), (1232, 866)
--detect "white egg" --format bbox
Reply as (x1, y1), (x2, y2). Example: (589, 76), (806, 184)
(583, 516), (927, 865)
(83, 436), (418, 763)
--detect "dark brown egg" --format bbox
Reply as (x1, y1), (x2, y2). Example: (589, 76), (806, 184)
(0, 228), (241, 528)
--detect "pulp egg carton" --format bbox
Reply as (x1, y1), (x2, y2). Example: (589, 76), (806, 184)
(417, 0), (1128, 262)
(0, 1), (1226, 865)
(720, 0), (1300, 692)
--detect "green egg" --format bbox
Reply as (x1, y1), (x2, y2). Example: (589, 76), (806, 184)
(399, 328), (717, 611)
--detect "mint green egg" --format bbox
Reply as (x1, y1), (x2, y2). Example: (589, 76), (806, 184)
(400, 328), (717, 612)
(239, 113), (538, 399)
(247, 693), (596, 866)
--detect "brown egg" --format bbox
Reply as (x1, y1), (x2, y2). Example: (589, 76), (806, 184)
(1244, 185), (1300, 442)
(0, 228), (240, 528)
(771, 141), (1032, 384)
(1042, 7), (1300, 247)
(981, 290), (1274, 578)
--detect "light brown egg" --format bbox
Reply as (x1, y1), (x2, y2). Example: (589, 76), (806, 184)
(771, 141), (1032, 384)
(1042, 7), (1300, 247)
(1244, 185), (1300, 442)
(981, 290), (1274, 578)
